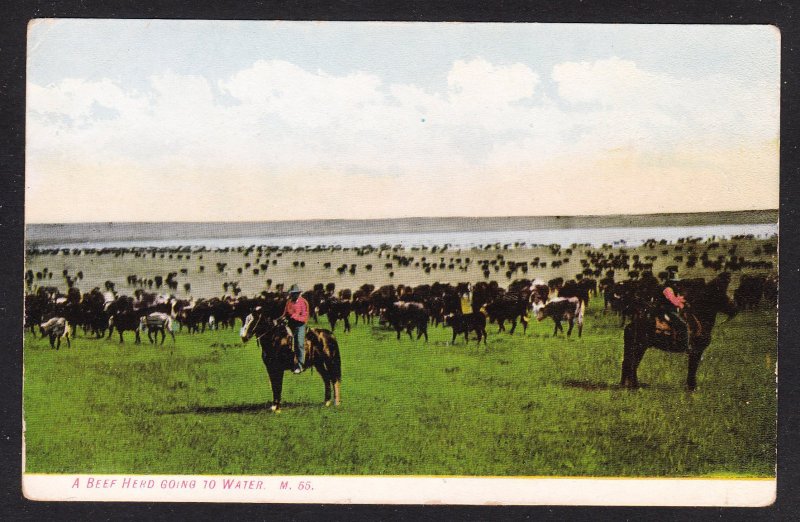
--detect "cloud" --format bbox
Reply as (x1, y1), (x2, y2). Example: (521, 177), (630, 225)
(25, 56), (778, 222)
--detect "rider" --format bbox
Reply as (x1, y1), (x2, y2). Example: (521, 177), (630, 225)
(662, 275), (690, 350)
(283, 284), (309, 374)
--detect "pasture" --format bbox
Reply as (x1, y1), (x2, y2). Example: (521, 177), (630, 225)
(23, 298), (776, 478)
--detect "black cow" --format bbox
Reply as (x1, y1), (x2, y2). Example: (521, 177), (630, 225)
(534, 297), (583, 337)
(482, 295), (528, 334)
(734, 275), (766, 310)
(382, 301), (429, 341)
(316, 297), (352, 332)
(444, 312), (487, 345)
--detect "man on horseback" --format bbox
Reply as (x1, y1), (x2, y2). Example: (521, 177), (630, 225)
(662, 276), (690, 350)
(283, 284), (310, 374)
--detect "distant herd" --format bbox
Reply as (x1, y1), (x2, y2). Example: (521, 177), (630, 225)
(26, 236), (778, 390)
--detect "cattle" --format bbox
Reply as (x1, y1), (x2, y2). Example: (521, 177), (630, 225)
(558, 279), (590, 307)
(352, 296), (372, 325)
(106, 297), (143, 344)
(444, 312), (487, 345)
(528, 279), (550, 307)
(39, 317), (71, 349)
(482, 295), (528, 334)
(381, 301), (429, 341)
(534, 297), (583, 337)
(734, 275), (766, 310)
(139, 312), (176, 345)
(316, 297), (352, 333)
(471, 281), (503, 313)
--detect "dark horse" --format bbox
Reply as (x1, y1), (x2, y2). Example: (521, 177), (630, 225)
(240, 311), (342, 412)
(620, 276), (737, 390)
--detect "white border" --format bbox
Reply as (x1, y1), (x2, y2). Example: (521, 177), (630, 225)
(22, 474), (776, 506)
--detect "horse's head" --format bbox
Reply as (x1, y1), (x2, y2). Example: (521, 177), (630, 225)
(240, 313), (256, 343)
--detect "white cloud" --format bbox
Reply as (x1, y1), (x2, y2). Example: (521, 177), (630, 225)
(25, 56), (779, 222)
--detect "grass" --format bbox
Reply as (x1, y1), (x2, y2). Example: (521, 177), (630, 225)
(23, 299), (776, 478)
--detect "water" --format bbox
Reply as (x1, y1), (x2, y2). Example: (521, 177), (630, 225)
(33, 222), (778, 250)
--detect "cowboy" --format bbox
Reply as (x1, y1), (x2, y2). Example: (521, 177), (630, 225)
(662, 276), (690, 350)
(282, 284), (309, 374)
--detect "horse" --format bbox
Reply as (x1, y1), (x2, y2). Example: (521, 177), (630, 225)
(139, 312), (176, 345)
(620, 276), (737, 390)
(240, 311), (342, 412)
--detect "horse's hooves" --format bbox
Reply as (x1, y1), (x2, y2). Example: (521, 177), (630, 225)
(325, 401), (331, 407)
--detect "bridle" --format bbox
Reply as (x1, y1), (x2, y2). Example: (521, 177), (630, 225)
(247, 312), (287, 343)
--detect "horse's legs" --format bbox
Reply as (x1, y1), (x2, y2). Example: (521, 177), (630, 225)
(160, 329), (166, 345)
(344, 316), (350, 333)
(553, 320), (560, 337)
(567, 318), (574, 337)
(452, 330), (458, 345)
(318, 365), (333, 406)
(135, 329), (141, 344)
(65, 332), (70, 348)
(333, 379), (341, 406)
(521, 316), (529, 334)
(266, 364), (283, 412)
(686, 349), (703, 391)
(169, 329), (176, 343)
(118, 330), (124, 344)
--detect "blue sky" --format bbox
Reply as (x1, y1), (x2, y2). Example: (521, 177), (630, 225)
(26, 21), (780, 222)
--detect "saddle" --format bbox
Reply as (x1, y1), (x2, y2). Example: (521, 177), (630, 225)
(654, 316), (673, 335)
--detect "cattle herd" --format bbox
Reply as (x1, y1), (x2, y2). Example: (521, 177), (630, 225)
(25, 235), (778, 352)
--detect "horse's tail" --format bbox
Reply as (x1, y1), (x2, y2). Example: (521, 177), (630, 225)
(328, 336), (342, 382)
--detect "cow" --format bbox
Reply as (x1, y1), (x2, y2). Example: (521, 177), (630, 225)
(482, 295), (528, 334)
(734, 275), (766, 310)
(39, 317), (71, 349)
(381, 301), (429, 341)
(534, 297), (583, 337)
(316, 297), (352, 333)
(444, 312), (487, 345)
(139, 312), (176, 345)
(528, 279), (550, 307)
(558, 279), (590, 307)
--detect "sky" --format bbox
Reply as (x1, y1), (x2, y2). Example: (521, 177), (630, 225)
(25, 20), (780, 223)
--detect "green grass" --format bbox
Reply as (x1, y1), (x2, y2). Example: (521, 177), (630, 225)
(23, 300), (777, 477)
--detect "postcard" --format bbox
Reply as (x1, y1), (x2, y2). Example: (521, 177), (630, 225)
(23, 20), (779, 505)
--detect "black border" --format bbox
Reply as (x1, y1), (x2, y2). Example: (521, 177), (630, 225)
(2, 1), (798, 520)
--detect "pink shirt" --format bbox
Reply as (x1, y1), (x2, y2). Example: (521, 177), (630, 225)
(663, 287), (686, 309)
(284, 297), (309, 324)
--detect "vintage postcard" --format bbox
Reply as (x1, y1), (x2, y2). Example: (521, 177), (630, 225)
(23, 20), (779, 505)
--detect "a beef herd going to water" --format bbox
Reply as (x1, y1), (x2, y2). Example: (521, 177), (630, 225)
(25, 236), (778, 396)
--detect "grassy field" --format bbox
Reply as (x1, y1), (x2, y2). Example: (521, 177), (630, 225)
(23, 298), (776, 478)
